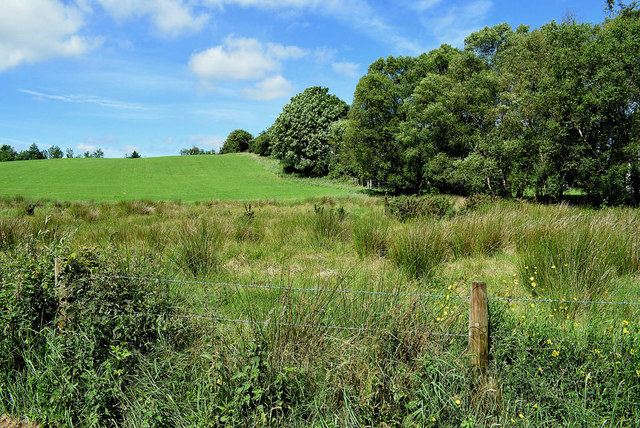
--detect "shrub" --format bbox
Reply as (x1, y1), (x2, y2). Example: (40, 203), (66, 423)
(384, 195), (454, 222)
(220, 129), (253, 154)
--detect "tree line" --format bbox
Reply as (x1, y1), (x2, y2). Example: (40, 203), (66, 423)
(0, 143), (145, 161)
(0, 143), (104, 161)
(242, 5), (640, 206)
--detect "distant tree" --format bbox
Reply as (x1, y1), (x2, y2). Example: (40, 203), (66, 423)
(220, 130), (253, 154)
(16, 143), (45, 161)
(180, 145), (206, 155)
(127, 151), (141, 158)
(65, 148), (74, 158)
(92, 148), (104, 158)
(46, 145), (64, 159)
(249, 130), (272, 156)
(83, 151), (91, 158)
(271, 86), (349, 176)
(0, 144), (16, 162)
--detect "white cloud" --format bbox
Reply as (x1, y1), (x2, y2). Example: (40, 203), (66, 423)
(241, 75), (293, 101)
(189, 35), (307, 82)
(0, 0), (94, 72)
(122, 145), (139, 153)
(95, 0), (208, 37)
(19, 89), (148, 111)
(188, 135), (225, 150)
(332, 62), (360, 78)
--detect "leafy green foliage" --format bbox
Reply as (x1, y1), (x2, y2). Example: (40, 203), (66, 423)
(384, 195), (455, 222)
(339, 10), (640, 206)
(220, 129), (253, 154)
(271, 86), (349, 176)
(249, 130), (272, 156)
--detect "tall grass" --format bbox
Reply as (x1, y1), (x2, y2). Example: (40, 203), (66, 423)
(309, 205), (348, 247)
(2, 196), (640, 426)
(352, 213), (389, 258)
(172, 218), (224, 277)
(390, 220), (450, 280)
(516, 213), (637, 302)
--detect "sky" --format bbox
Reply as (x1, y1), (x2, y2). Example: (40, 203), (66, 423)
(0, 0), (610, 158)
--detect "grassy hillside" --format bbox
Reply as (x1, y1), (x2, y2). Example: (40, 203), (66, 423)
(0, 154), (353, 201)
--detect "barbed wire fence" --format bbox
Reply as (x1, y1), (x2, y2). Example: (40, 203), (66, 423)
(59, 267), (637, 368)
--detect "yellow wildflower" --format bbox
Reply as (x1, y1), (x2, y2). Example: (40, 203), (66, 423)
(552, 350), (559, 357)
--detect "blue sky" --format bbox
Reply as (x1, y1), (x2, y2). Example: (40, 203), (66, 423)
(1, 0), (609, 158)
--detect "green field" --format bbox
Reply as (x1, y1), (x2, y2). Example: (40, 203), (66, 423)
(0, 154), (353, 201)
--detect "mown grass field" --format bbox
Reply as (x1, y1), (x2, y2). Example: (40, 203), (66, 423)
(0, 154), (354, 201)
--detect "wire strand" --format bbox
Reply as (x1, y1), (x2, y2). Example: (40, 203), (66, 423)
(132, 310), (469, 337)
(107, 275), (471, 301)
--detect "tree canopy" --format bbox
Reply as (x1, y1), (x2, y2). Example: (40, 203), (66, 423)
(335, 8), (640, 204)
(271, 86), (349, 176)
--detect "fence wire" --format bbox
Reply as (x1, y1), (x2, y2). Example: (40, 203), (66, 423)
(107, 274), (640, 307)
(108, 275), (471, 301)
(132, 310), (469, 338)
(98, 274), (639, 352)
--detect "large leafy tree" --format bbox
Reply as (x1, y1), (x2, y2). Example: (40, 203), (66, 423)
(271, 87), (348, 176)
(342, 55), (434, 192)
(220, 129), (253, 154)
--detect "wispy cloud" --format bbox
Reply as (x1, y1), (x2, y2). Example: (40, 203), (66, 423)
(18, 89), (149, 111)
(421, 0), (493, 46)
(332, 62), (360, 78)
(202, 0), (426, 54)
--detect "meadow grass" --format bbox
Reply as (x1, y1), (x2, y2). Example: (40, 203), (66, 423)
(1, 195), (639, 426)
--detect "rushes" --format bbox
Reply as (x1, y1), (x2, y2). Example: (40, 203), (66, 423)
(310, 205), (348, 247)
(352, 214), (389, 258)
(172, 218), (224, 277)
(517, 214), (624, 302)
(390, 220), (450, 280)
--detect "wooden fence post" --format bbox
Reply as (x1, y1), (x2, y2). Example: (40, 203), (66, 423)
(54, 258), (62, 288)
(54, 258), (68, 330)
(469, 281), (488, 371)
